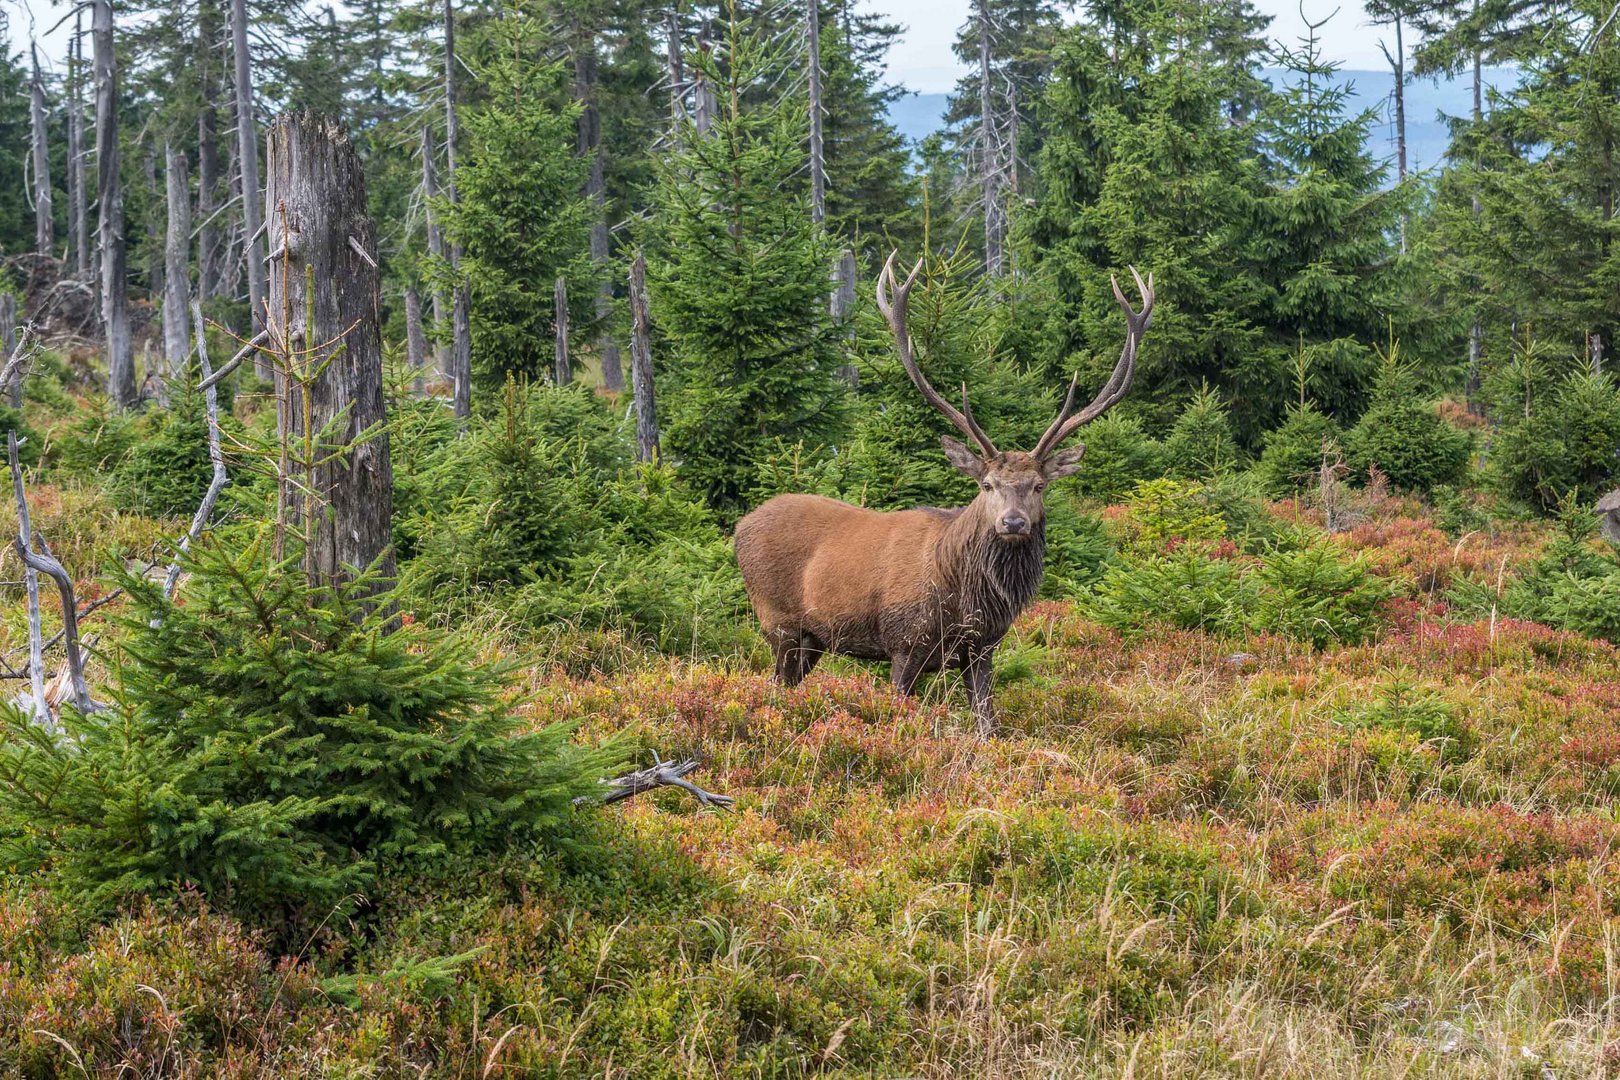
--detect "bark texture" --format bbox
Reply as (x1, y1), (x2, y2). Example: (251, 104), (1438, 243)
(163, 146), (193, 377)
(94, 0), (137, 408)
(554, 276), (571, 385)
(443, 0), (472, 419)
(29, 44), (53, 257)
(230, 0), (267, 342)
(265, 113), (396, 589)
(629, 251), (659, 463)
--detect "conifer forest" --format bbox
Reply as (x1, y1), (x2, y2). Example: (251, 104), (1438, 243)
(9, 0), (1620, 1070)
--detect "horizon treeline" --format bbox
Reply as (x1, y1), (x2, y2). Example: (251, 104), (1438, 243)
(0, 0), (1617, 519)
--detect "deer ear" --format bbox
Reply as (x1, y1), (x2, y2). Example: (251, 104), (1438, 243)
(1044, 444), (1086, 479)
(941, 436), (988, 479)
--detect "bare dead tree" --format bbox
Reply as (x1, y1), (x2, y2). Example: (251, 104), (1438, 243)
(404, 283), (427, 389)
(29, 43), (54, 259)
(629, 251), (659, 463)
(693, 19), (716, 135)
(554, 276), (572, 386)
(0, 295), (17, 408)
(229, 0), (268, 353)
(830, 246), (857, 384)
(573, 23), (623, 392)
(806, 0), (825, 229)
(142, 144), (165, 308)
(976, 0), (1005, 277)
(161, 302), (230, 600)
(93, 0), (137, 409)
(420, 124), (450, 381)
(666, 9), (686, 133)
(443, 0), (473, 420)
(163, 145), (193, 385)
(68, 18), (91, 283)
(264, 112), (396, 590)
(196, 2), (225, 301)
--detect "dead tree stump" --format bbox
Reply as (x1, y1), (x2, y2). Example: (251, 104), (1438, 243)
(265, 112), (396, 589)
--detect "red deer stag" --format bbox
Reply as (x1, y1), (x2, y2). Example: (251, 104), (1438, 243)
(734, 253), (1155, 735)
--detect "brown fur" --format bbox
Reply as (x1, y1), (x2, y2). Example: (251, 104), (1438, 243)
(734, 449), (1074, 735)
(735, 255), (1154, 735)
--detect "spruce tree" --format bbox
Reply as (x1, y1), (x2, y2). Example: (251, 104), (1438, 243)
(643, 4), (847, 515)
(432, 9), (593, 390)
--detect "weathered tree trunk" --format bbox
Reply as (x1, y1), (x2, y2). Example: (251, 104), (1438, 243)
(573, 32), (622, 392)
(976, 0), (1004, 278)
(196, 1), (224, 300)
(265, 113), (396, 589)
(68, 20), (90, 282)
(806, 0), (825, 229)
(163, 146), (193, 381)
(29, 44), (54, 258)
(554, 276), (571, 385)
(93, 0), (136, 409)
(230, 0), (267, 354)
(629, 251), (659, 463)
(420, 124), (450, 382)
(1390, 18), (1408, 253)
(666, 10), (686, 132)
(443, 0), (472, 420)
(404, 283), (427, 391)
(1465, 16), (1484, 416)
(830, 246), (857, 385)
(693, 20), (716, 135)
(143, 144), (165, 303)
(0, 294), (17, 408)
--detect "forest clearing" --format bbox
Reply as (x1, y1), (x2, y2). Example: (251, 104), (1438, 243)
(4, 0), (1620, 1072)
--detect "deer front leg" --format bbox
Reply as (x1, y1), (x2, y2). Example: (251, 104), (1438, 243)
(890, 650), (927, 696)
(965, 650), (995, 737)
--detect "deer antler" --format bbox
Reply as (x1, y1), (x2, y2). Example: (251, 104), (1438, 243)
(1033, 266), (1155, 460)
(876, 251), (998, 458)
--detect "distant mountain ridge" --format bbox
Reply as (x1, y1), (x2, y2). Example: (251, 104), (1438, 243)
(887, 66), (1519, 175)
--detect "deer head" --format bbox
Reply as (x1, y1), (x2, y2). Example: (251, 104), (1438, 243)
(875, 252), (1155, 541)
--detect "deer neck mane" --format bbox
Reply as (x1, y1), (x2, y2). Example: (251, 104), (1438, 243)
(932, 502), (1046, 638)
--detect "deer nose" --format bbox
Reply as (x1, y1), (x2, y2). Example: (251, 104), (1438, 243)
(998, 514), (1030, 536)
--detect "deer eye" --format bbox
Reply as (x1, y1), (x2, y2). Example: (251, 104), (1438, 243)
(979, 481), (991, 492)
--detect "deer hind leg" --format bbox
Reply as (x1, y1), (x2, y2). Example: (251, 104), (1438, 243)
(771, 629), (821, 687)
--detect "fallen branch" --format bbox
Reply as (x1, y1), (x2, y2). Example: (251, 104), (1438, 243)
(162, 303), (231, 601)
(585, 751), (735, 811)
(0, 322), (38, 402)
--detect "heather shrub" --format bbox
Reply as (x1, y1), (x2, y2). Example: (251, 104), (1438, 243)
(0, 531), (619, 928)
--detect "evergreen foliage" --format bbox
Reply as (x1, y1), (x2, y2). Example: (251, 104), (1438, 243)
(432, 12), (593, 389)
(643, 7), (847, 515)
(1255, 402), (1341, 495)
(1344, 361), (1472, 493)
(0, 531), (619, 925)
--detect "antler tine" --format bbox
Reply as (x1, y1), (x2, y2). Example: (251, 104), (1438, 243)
(874, 249), (997, 457)
(1034, 265), (1155, 459)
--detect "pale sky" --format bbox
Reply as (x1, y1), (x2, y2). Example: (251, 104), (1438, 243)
(875, 0), (1391, 94)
